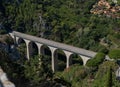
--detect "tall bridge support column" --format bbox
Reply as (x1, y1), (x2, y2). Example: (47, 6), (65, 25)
(36, 43), (43, 55)
(49, 47), (57, 73)
(24, 39), (30, 60)
(63, 51), (73, 69)
(15, 36), (19, 45)
(9, 32), (16, 45)
(9, 32), (15, 39)
(79, 55), (90, 65)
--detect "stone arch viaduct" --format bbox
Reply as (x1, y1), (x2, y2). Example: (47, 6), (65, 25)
(10, 31), (97, 72)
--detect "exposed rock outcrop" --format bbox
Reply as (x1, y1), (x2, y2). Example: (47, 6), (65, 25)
(0, 67), (15, 87)
(91, 0), (120, 18)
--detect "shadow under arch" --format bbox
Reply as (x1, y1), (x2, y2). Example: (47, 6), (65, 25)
(69, 53), (83, 66)
(28, 41), (38, 58)
(17, 38), (26, 45)
(40, 45), (51, 56)
(17, 38), (27, 60)
(40, 45), (52, 69)
(54, 49), (67, 71)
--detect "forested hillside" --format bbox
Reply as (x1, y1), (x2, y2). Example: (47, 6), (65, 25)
(0, 0), (120, 87)
(0, 0), (120, 52)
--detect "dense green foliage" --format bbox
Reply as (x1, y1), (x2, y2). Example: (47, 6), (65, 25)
(0, 29), (7, 34)
(1, 47), (120, 87)
(0, 0), (120, 51)
(1, 0), (120, 87)
(86, 52), (105, 67)
(91, 61), (119, 87)
(0, 49), (53, 87)
(55, 65), (89, 87)
(55, 61), (120, 87)
(23, 55), (53, 86)
(108, 49), (120, 59)
(106, 66), (112, 87)
(0, 49), (26, 86)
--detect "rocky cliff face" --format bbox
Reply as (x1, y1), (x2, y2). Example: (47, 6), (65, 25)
(91, 0), (120, 18)
(0, 67), (15, 87)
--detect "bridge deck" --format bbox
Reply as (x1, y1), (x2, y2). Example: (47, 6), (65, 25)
(13, 31), (97, 58)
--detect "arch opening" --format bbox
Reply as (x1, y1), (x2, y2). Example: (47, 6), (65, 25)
(70, 54), (83, 66)
(40, 45), (52, 69)
(54, 49), (66, 71)
(18, 38), (25, 45)
(28, 41), (38, 58)
(17, 38), (27, 60)
(40, 45), (51, 56)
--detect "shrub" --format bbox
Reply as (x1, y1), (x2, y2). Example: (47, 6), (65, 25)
(106, 66), (112, 87)
(0, 29), (7, 34)
(86, 52), (105, 67)
(98, 45), (109, 54)
(58, 65), (89, 84)
(108, 49), (120, 59)
(113, 33), (120, 39)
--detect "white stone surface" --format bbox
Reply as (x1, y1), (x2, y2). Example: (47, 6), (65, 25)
(0, 67), (15, 87)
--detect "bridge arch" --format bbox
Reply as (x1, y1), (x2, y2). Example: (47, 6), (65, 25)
(16, 37), (28, 60)
(53, 49), (67, 71)
(40, 45), (51, 56)
(28, 41), (38, 58)
(17, 38), (25, 45)
(40, 45), (52, 69)
(69, 54), (83, 65)
(79, 55), (91, 65)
